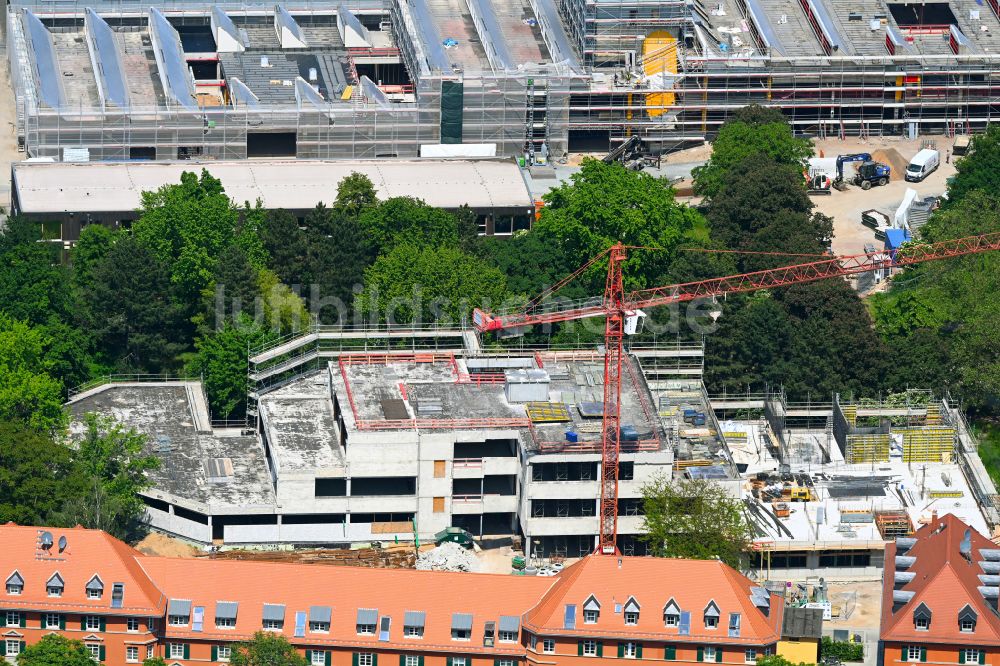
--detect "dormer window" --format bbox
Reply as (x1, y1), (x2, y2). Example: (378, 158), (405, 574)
(309, 606), (332, 634)
(913, 603), (932, 632)
(86, 575), (104, 600)
(583, 595), (601, 624)
(623, 597), (640, 626)
(664, 598), (681, 627)
(704, 600), (720, 630)
(262, 604), (285, 631)
(357, 608), (378, 636)
(167, 599), (191, 627)
(46, 573), (64, 597)
(452, 613), (473, 641)
(6, 572), (23, 595)
(959, 604), (977, 634)
(403, 611), (425, 638)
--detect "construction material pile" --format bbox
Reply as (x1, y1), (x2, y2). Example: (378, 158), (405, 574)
(871, 148), (908, 181)
(416, 542), (478, 572)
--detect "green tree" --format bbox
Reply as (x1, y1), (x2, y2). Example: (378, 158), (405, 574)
(0, 230), (72, 326)
(142, 658), (169, 666)
(17, 635), (96, 666)
(191, 317), (276, 420)
(83, 235), (188, 372)
(693, 105), (813, 198)
(230, 632), (308, 666)
(944, 124), (1000, 205)
(260, 209), (309, 287)
(258, 269), (311, 335)
(756, 656), (808, 666)
(357, 244), (512, 325)
(0, 314), (66, 434)
(640, 476), (753, 569)
(334, 171), (379, 218)
(204, 243), (262, 332)
(51, 413), (159, 541)
(0, 422), (81, 526)
(535, 159), (707, 291)
(360, 196), (461, 254)
(300, 204), (370, 324)
(71, 224), (117, 297)
(133, 170), (265, 307)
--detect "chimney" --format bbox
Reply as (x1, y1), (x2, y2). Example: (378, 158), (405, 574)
(932, 510), (939, 522)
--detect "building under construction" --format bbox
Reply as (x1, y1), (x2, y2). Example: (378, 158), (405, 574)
(7, 0), (1000, 163)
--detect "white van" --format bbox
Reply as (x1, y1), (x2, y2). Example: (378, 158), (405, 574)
(905, 148), (940, 182)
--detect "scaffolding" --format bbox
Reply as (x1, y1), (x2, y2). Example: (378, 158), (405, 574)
(832, 395), (958, 464)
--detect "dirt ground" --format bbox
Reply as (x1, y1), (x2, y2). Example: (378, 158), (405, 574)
(809, 137), (959, 256)
(826, 581), (883, 631)
(135, 532), (202, 558)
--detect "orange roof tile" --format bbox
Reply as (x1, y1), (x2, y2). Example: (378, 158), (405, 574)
(138, 556), (555, 654)
(524, 555), (783, 644)
(0, 523), (165, 616)
(881, 513), (1000, 645)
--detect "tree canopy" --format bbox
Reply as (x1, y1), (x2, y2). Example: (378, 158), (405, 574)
(229, 632), (308, 666)
(16, 634), (95, 666)
(640, 477), (753, 569)
(692, 105), (813, 198)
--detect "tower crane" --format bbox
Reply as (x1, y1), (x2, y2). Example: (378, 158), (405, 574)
(473, 232), (1000, 555)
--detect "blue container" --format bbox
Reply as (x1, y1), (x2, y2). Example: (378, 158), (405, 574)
(683, 408), (697, 418)
(620, 425), (639, 442)
(693, 414), (707, 426)
(565, 430), (579, 443)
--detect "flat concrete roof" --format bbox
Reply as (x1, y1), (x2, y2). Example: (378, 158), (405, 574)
(258, 371), (344, 473)
(12, 157), (535, 215)
(68, 384), (276, 512)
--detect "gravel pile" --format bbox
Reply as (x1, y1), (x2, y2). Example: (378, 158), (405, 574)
(416, 542), (478, 572)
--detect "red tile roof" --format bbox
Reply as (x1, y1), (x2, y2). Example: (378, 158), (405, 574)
(524, 555), (783, 644)
(138, 556), (555, 654)
(881, 513), (1000, 645)
(0, 523), (165, 616)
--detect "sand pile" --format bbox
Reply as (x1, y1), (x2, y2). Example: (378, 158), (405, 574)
(871, 148), (909, 180)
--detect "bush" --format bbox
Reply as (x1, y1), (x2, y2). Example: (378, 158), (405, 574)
(821, 636), (864, 661)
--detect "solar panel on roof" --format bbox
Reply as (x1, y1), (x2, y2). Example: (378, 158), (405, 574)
(577, 401), (604, 418)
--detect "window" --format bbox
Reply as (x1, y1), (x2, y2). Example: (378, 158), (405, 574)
(665, 613), (679, 627)
(625, 611), (639, 626)
(86, 644), (101, 661)
(312, 652), (327, 666)
(309, 621), (329, 633)
(914, 617), (928, 631)
(169, 644), (185, 659)
(404, 625), (423, 638)
(498, 660), (515, 666)
(148, 618), (158, 632)
(44, 613), (60, 629)
(88, 588), (102, 600)
(6, 584), (21, 595)
(961, 619), (976, 633)
(705, 616), (718, 629)
(263, 618), (283, 631)
(499, 630), (517, 643)
(405, 656), (420, 666)
(127, 617), (141, 632)
(907, 646), (922, 662)
(5, 611), (20, 626)
(543, 639), (556, 653)
(452, 628), (471, 640)
(357, 623), (375, 636)
(357, 653), (374, 666)
(126, 646), (139, 663)
(218, 645), (232, 662)
(704, 647), (718, 662)
(146, 646), (154, 659)
(168, 615), (188, 626)
(584, 609), (599, 624)
(452, 659), (467, 666)
(963, 649), (981, 664)
(583, 640), (598, 656)
(47, 585), (63, 597)
(5, 640), (21, 657)
(217, 617), (236, 629)
(86, 615), (101, 630)
(745, 649), (757, 664)
(623, 642), (638, 658)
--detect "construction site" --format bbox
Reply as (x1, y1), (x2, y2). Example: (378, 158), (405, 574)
(7, 0), (1000, 165)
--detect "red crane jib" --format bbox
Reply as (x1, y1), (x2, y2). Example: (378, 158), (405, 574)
(472, 231), (1000, 554)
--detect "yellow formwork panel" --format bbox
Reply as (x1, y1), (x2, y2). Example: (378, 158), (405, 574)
(900, 427), (955, 463)
(842, 405), (857, 427)
(643, 31), (676, 118)
(525, 402), (571, 423)
(845, 434), (890, 463)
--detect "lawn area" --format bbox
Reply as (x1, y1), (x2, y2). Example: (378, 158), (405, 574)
(974, 421), (1000, 488)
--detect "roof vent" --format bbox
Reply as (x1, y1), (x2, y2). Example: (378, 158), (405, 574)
(895, 555), (916, 570)
(980, 548), (1000, 562)
(892, 590), (915, 613)
(895, 537), (917, 553)
(894, 571), (916, 588)
(961, 530), (973, 563)
(979, 575), (1000, 587)
(979, 586), (999, 613)
(981, 561), (1000, 574)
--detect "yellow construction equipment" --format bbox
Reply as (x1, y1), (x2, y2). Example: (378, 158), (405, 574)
(642, 31), (676, 117)
(781, 484), (814, 502)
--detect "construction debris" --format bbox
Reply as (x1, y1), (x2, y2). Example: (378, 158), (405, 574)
(416, 541), (479, 572)
(197, 545), (418, 569)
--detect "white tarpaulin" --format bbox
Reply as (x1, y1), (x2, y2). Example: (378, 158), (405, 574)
(895, 187), (918, 230)
(419, 143), (497, 158)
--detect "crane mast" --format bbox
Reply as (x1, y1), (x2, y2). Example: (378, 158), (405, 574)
(473, 231), (1000, 555)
